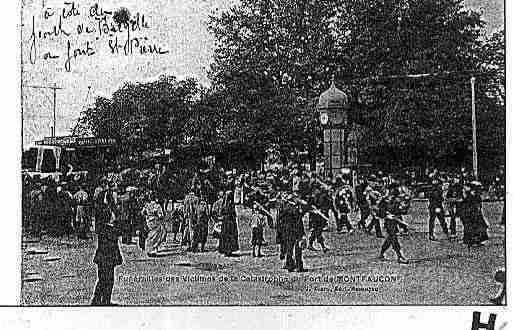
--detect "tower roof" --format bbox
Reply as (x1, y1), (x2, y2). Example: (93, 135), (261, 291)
(317, 80), (349, 110)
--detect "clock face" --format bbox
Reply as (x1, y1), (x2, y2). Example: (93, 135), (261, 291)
(333, 111), (347, 125)
(320, 112), (329, 125)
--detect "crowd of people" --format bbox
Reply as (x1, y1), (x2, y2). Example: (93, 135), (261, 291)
(22, 162), (505, 305)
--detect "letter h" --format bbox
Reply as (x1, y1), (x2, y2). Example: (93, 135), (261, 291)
(472, 312), (497, 330)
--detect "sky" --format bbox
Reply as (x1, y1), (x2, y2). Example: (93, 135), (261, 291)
(21, 0), (505, 147)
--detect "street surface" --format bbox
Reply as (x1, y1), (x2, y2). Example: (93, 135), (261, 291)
(21, 201), (505, 305)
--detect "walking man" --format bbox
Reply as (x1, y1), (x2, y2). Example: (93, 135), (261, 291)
(355, 179), (371, 230)
(333, 180), (354, 233)
(91, 188), (123, 306)
(378, 195), (409, 264)
(366, 184), (384, 238)
(281, 196), (306, 272)
(307, 185), (330, 253)
(446, 177), (463, 238)
(427, 179), (450, 241)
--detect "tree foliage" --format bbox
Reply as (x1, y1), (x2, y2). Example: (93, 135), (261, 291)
(208, 0), (505, 168)
(208, 0), (342, 150)
(74, 76), (213, 154)
(74, 0), (504, 170)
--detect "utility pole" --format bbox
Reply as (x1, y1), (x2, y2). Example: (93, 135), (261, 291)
(53, 84), (57, 137)
(25, 84), (64, 137)
(21, 4), (24, 151)
(471, 77), (478, 180)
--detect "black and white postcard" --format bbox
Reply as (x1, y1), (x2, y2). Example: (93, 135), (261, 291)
(3, 0), (510, 328)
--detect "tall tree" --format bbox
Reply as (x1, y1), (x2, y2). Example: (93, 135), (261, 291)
(74, 76), (203, 155)
(209, 0), (504, 169)
(330, 0), (489, 166)
(474, 29), (505, 168)
(208, 0), (341, 151)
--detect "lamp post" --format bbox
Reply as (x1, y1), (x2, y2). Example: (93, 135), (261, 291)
(319, 110), (330, 176)
(470, 77), (478, 179)
(329, 121), (333, 177)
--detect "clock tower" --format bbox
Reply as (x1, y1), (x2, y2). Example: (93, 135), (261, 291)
(317, 78), (358, 176)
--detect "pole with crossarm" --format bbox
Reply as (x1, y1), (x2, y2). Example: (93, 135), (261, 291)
(25, 84), (64, 137)
(471, 77), (478, 179)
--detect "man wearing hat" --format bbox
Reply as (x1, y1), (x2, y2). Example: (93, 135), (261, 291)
(307, 184), (330, 253)
(365, 180), (384, 238)
(212, 191), (225, 223)
(333, 179), (354, 233)
(446, 176), (463, 238)
(56, 182), (74, 237)
(280, 196), (306, 272)
(355, 178), (371, 230)
(426, 178), (450, 241)
(29, 182), (44, 239)
(93, 178), (108, 230)
(73, 183), (90, 239)
(119, 187), (138, 245)
(378, 194), (409, 264)
(249, 202), (267, 257)
(91, 192), (123, 306)
(233, 176), (245, 223)
(273, 187), (287, 260)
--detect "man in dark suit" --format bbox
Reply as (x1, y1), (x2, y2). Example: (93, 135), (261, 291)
(355, 179), (370, 230)
(307, 185), (330, 253)
(91, 189), (123, 306)
(119, 188), (137, 245)
(446, 177), (463, 237)
(333, 182), (353, 233)
(273, 188), (287, 260)
(427, 179), (449, 241)
(365, 183), (384, 238)
(281, 197), (306, 272)
(378, 195), (409, 264)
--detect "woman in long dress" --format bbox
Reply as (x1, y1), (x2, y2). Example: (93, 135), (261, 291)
(218, 191), (239, 256)
(211, 191), (225, 245)
(142, 192), (167, 257)
(461, 184), (489, 248)
(73, 184), (90, 239)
